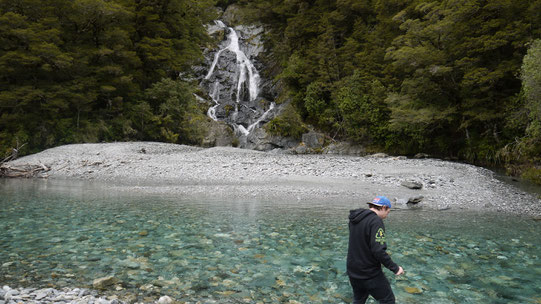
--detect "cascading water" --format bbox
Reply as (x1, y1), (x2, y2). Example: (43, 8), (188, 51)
(201, 21), (275, 139)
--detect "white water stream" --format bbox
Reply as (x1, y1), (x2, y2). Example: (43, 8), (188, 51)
(203, 21), (273, 136)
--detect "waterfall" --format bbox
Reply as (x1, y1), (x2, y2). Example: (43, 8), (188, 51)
(201, 21), (273, 138)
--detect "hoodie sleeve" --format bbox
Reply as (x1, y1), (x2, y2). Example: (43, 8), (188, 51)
(369, 218), (399, 273)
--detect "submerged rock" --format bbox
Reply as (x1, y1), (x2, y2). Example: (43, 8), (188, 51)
(404, 286), (423, 294)
(158, 295), (174, 304)
(92, 276), (118, 290)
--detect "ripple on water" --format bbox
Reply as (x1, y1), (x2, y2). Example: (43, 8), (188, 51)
(1, 179), (540, 303)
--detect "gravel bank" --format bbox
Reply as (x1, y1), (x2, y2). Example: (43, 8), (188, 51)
(0, 285), (177, 304)
(6, 142), (541, 216)
(3, 142), (541, 303)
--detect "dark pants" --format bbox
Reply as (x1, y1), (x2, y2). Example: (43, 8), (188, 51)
(349, 272), (395, 304)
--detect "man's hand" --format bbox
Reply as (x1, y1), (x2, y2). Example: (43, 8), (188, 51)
(395, 266), (404, 276)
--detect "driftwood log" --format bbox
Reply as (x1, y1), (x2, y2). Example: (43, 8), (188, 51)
(0, 142), (51, 178)
(0, 163), (50, 178)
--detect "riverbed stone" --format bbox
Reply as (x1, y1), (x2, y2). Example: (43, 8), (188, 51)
(158, 295), (174, 304)
(6, 141), (541, 218)
(405, 287), (422, 294)
(93, 276), (118, 290)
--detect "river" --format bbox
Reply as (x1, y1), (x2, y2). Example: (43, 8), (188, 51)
(1, 178), (539, 303)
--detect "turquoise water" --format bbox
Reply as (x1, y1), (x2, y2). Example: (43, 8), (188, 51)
(1, 179), (540, 303)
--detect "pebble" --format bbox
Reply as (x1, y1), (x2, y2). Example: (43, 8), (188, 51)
(6, 142), (541, 216)
(0, 285), (178, 304)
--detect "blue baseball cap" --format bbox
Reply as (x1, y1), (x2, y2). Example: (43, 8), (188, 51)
(369, 196), (392, 208)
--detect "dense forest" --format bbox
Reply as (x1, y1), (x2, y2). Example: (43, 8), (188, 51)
(1, 0), (541, 181)
(0, 0), (218, 156)
(245, 0), (541, 181)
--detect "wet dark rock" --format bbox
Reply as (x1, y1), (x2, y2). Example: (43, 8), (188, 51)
(407, 196), (424, 204)
(401, 181), (423, 189)
(245, 127), (299, 151)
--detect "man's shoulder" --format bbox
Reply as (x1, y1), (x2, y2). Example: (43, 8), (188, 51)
(367, 213), (384, 226)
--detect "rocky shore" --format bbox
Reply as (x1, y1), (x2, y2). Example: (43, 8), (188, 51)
(0, 285), (178, 304)
(5, 141), (541, 216)
(3, 142), (541, 304)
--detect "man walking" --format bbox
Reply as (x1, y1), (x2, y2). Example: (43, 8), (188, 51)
(347, 196), (404, 303)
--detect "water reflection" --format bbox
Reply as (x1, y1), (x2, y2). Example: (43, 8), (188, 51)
(0, 179), (540, 303)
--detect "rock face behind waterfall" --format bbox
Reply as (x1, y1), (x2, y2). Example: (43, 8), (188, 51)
(197, 18), (286, 150)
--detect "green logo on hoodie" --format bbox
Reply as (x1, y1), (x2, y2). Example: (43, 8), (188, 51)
(375, 228), (386, 245)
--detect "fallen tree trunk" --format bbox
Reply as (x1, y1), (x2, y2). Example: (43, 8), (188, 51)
(0, 163), (50, 178)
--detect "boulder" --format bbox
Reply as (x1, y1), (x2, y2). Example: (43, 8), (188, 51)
(202, 121), (235, 147)
(407, 196), (424, 204)
(301, 131), (325, 149)
(401, 181), (423, 189)
(244, 127), (299, 151)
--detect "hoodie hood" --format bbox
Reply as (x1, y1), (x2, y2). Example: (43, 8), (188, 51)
(349, 208), (375, 224)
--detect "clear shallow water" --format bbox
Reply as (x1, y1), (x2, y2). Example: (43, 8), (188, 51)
(1, 179), (540, 303)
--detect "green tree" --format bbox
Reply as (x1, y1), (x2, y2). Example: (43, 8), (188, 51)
(0, 0), (218, 155)
(521, 39), (541, 140)
(141, 78), (208, 145)
(385, 0), (532, 159)
(132, 0), (217, 88)
(335, 72), (390, 144)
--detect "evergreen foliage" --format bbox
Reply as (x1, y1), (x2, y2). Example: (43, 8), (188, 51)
(0, 0), (217, 156)
(2, 0), (541, 183)
(245, 0), (541, 166)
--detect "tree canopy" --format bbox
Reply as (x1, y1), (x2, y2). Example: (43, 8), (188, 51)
(0, 0), (217, 156)
(2, 0), (541, 180)
(245, 0), (541, 165)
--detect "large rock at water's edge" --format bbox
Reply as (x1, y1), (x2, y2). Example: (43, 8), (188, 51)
(92, 276), (118, 290)
(244, 127), (299, 151)
(302, 131), (325, 149)
(202, 120), (235, 147)
(401, 180), (423, 190)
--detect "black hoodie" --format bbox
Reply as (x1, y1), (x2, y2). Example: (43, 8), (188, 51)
(347, 208), (399, 279)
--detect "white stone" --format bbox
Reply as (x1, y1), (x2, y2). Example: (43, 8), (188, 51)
(158, 296), (174, 304)
(35, 292), (48, 300)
